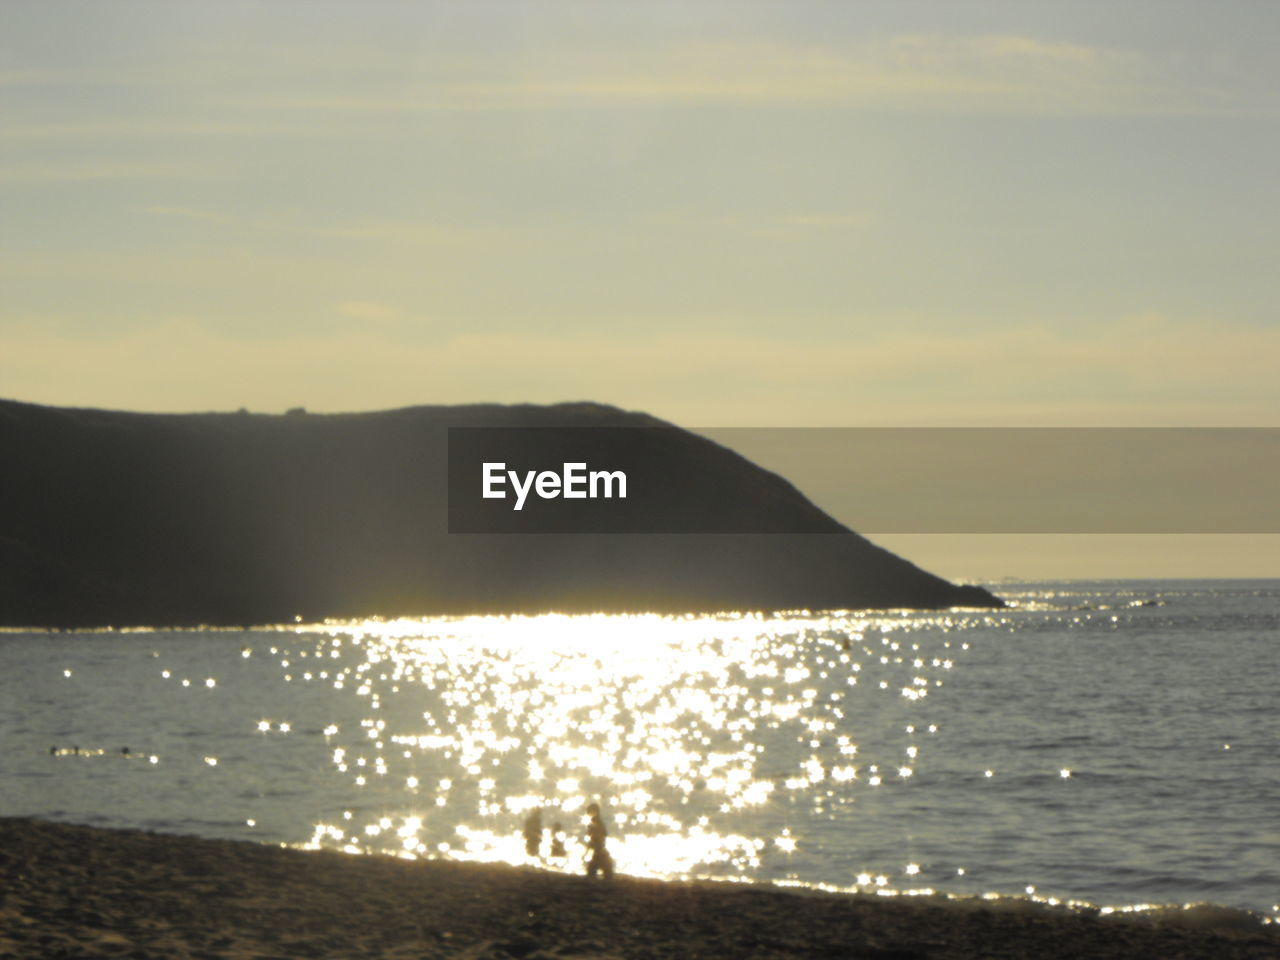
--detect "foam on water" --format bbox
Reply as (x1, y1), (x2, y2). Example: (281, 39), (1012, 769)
(3, 579), (1277, 923)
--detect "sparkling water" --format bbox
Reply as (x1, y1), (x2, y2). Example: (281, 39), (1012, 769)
(4, 579), (1276, 918)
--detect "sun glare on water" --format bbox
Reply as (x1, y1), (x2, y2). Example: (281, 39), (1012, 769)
(275, 610), (974, 890)
(34, 586), (1280, 920)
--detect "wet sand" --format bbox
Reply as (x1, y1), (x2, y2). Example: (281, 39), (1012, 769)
(1, 818), (1275, 959)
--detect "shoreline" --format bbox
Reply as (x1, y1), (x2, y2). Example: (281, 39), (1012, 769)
(1, 818), (1275, 959)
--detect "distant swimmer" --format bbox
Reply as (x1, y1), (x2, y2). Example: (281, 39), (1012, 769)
(523, 808), (544, 857)
(49, 745), (107, 757)
(584, 802), (614, 879)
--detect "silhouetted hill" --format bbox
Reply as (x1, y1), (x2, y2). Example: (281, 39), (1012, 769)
(0, 399), (1001, 626)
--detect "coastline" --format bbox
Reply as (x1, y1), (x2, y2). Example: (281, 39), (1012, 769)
(1, 818), (1274, 959)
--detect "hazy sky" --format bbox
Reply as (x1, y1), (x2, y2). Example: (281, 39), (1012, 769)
(3, 1), (1277, 577)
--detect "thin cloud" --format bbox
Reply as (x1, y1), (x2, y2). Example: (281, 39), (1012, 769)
(0, 162), (209, 183)
(0, 119), (358, 141)
(143, 206), (233, 224)
(222, 35), (1198, 117)
(138, 207), (482, 245)
(3, 315), (1277, 426)
(332, 301), (408, 328)
(644, 212), (872, 231)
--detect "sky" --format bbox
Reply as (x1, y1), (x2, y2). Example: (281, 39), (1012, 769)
(3, 1), (1277, 578)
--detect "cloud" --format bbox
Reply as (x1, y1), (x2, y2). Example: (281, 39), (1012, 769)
(143, 205), (232, 223)
(550, 35), (1126, 106)
(2, 314), (1277, 426)
(217, 34), (1203, 118)
(332, 301), (408, 328)
(137, 206), (503, 245)
(6, 30), (1255, 160)
(0, 68), (80, 89)
(0, 117), (382, 141)
(643, 212), (873, 234)
(0, 162), (209, 183)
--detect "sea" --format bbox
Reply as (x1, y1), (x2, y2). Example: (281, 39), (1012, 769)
(4, 579), (1277, 921)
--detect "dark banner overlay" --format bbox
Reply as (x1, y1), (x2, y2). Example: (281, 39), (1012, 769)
(448, 427), (842, 534)
(449, 427), (1279, 534)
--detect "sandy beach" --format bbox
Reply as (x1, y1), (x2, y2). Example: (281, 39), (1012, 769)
(0, 818), (1274, 959)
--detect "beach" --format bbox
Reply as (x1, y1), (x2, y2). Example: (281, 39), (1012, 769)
(1, 818), (1274, 960)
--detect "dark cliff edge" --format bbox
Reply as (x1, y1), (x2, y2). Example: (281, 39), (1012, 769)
(0, 399), (1002, 627)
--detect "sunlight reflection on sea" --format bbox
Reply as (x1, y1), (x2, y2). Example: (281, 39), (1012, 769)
(286, 609), (970, 891)
(5, 580), (1278, 920)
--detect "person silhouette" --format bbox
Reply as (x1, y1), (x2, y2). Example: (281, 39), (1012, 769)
(584, 802), (613, 879)
(549, 821), (566, 858)
(523, 808), (544, 857)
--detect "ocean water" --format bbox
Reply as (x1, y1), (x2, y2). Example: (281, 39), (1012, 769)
(3, 579), (1277, 919)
